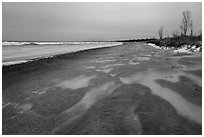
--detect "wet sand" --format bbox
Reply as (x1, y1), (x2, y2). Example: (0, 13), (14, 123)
(2, 42), (202, 135)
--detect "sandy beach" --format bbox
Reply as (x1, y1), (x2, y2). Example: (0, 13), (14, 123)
(2, 42), (202, 135)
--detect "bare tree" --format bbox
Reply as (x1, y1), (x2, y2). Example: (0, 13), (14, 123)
(190, 20), (193, 36)
(158, 27), (163, 39)
(180, 25), (184, 36)
(180, 11), (191, 36)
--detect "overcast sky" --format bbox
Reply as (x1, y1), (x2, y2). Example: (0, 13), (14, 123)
(2, 2), (202, 41)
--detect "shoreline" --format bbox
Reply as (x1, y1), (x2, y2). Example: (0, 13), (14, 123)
(3, 41), (202, 74)
(2, 42), (123, 66)
(2, 43), (125, 74)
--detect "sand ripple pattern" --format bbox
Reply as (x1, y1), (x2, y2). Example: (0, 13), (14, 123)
(120, 69), (202, 124)
(52, 81), (121, 134)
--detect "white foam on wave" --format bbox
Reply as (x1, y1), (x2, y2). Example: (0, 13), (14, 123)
(2, 60), (30, 66)
(2, 41), (31, 46)
(3, 41), (123, 46)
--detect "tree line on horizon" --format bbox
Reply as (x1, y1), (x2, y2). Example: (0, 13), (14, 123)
(158, 10), (202, 40)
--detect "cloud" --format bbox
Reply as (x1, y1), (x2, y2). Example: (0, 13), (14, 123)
(2, 2), (202, 41)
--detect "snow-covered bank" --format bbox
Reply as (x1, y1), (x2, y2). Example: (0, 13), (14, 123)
(146, 43), (201, 54)
(173, 45), (201, 53)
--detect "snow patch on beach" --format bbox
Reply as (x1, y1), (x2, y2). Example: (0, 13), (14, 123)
(146, 43), (172, 50)
(146, 43), (162, 49)
(173, 45), (201, 54)
(55, 75), (96, 90)
(96, 68), (114, 73)
(146, 43), (201, 54)
(86, 66), (96, 69)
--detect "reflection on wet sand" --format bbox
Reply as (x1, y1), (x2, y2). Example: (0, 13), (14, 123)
(52, 81), (121, 134)
(55, 75), (96, 90)
(120, 69), (202, 124)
